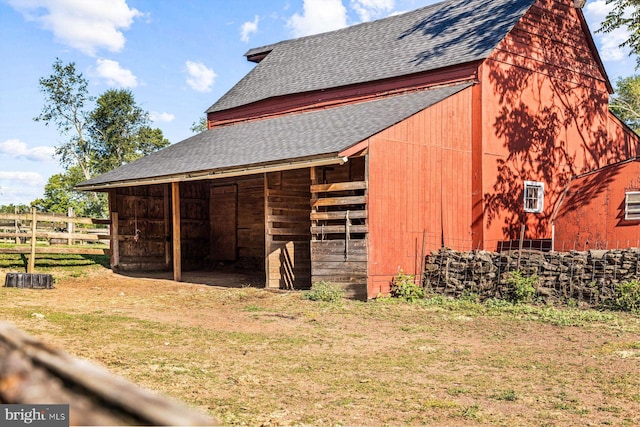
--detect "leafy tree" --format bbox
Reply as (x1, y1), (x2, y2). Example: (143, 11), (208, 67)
(89, 89), (169, 175)
(34, 58), (94, 180)
(31, 166), (106, 218)
(599, 0), (640, 67)
(0, 204), (31, 214)
(35, 60), (169, 217)
(190, 116), (208, 133)
(610, 75), (640, 132)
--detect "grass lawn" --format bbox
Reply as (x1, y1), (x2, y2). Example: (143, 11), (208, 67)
(0, 262), (639, 426)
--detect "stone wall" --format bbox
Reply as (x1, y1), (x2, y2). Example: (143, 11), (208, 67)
(423, 248), (640, 306)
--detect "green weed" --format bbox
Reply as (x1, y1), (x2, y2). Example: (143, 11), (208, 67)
(302, 281), (344, 303)
(390, 270), (424, 302)
(503, 270), (537, 303)
(610, 280), (640, 313)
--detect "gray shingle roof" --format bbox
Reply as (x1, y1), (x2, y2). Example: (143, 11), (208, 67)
(78, 83), (472, 189)
(207, 0), (534, 113)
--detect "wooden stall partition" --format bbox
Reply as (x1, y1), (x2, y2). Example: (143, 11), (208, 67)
(264, 170), (311, 289)
(310, 158), (368, 299)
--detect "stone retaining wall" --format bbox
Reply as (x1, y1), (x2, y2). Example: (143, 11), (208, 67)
(423, 248), (640, 306)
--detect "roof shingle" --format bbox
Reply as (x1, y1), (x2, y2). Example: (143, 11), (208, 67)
(78, 83), (472, 189)
(207, 0), (534, 113)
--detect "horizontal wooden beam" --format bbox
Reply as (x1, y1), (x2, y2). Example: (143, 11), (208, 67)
(310, 181), (367, 193)
(311, 196), (367, 207)
(0, 321), (214, 426)
(311, 225), (368, 234)
(0, 247), (109, 255)
(311, 211), (367, 221)
(0, 213), (109, 225)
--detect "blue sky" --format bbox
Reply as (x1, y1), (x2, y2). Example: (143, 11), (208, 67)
(0, 0), (636, 206)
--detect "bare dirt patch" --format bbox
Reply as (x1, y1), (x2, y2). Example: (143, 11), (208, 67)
(1, 268), (640, 426)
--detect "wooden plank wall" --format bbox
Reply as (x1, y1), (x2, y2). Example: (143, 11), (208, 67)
(310, 157), (368, 299)
(114, 184), (168, 271)
(210, 175), (266, 271)
(265, 169), (311, 289)
(480, 0), (629, 246)
(179, 182), (209, 271)
(367, 88), (473, 297)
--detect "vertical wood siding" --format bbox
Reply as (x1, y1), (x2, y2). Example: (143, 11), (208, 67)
(480, 0), (637, 248)
(113, 185), (168, 271)
(367, 87), (473, 297)
(554, 160), (640, 249)
(265, 169), (312, 289)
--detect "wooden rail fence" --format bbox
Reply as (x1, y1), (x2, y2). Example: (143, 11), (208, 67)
(0, 321), (215, 425)
(0, 209), (110, 273)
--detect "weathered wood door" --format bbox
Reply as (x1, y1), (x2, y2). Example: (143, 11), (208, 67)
(210, 185), (237, 261)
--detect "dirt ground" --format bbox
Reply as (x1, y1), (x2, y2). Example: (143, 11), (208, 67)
(1, 268), (640, 426)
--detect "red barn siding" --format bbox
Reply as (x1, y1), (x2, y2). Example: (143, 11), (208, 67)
(367, 87), (473, 297)
(555, 160), (640, 250)
(479, 0), (634, 248)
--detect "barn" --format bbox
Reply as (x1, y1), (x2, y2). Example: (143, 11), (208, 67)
(553, 157), (640, 251)
(77, 0), (640, 299)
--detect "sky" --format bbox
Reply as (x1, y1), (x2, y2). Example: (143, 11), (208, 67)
(0, 0), (636, 206)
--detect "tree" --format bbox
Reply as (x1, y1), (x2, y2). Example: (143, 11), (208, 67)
(610, 75), (640, 132)
(0, 204), (31, 214)
(34, 58), (94, 180)
(31, 167), (106, 218)
(599, 0), (640, 67)
(89, 89), (169, 175)
(190, 116), (208, 133)
(35, 60), (170, 217)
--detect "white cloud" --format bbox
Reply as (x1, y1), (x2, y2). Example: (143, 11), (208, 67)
(0, 171), (46, 187)
(0, 139), (56, 163)
(185, 61), (216, 93)
(150, 112), (175, 123)
(7, 0), (142, 56)
(288, 0), (348, 38)
(351, 0), (394, 22)
(94, 59), (138, 88)
(584, 0), (632, 62)
(241, 15), (260, 43)
(584, 0), (613, 20)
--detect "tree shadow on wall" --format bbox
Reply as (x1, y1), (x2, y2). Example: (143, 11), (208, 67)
(483, 0), (635, 240)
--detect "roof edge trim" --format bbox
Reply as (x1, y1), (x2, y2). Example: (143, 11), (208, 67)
(76, 155), (348, 191)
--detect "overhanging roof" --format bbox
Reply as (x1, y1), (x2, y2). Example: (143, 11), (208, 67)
(77, 82), (473, 191)
(208, 0), (534, 113)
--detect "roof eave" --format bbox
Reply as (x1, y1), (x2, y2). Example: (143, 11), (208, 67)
(76, 155), (349, 192)
(576, 8), (614, 94)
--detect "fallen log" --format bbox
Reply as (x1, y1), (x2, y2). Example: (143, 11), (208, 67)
(0, 322), (215, 426)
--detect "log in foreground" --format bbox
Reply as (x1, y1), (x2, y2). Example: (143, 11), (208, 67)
(0, 321), (215, 426)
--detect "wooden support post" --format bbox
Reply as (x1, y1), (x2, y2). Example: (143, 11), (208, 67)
(164, 184), (171, 268)
(28, 208), (36, 274)
(264, 173), (271, 288)
(171, 182), (182, 282)
(110, 212), (119, 269)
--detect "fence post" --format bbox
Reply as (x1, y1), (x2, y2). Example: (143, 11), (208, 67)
(67, 207), (75, 245)
(14, 206), (19, 244)
(28, 208), (36, 274)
